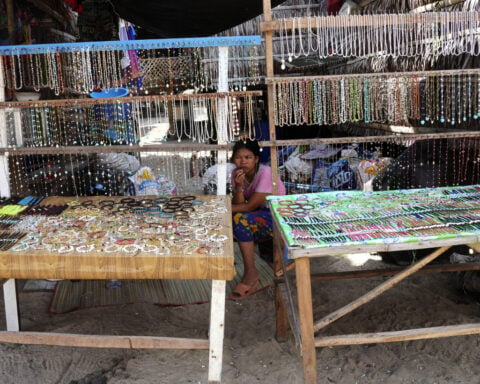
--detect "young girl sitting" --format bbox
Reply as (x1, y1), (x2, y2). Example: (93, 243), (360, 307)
(230, 139), (286, 300)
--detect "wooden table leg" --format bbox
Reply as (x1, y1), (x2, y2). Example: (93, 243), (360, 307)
(208, 279), (226, 384)
(295, 258), (317, 384)
(3, 278), (19, 332)
(274, 242), (289, 342)
(275, 282), (289, 342)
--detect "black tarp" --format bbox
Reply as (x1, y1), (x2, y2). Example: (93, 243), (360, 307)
(109, 0), (287, 37)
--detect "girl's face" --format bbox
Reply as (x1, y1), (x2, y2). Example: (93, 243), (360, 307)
(233, 148), (259, 176)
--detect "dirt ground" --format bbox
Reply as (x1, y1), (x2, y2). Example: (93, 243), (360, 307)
(1, 252), (480, 384)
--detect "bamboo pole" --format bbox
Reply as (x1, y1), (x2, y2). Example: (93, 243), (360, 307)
(261, 12), (480, 32)
(0, 331), (209, 349)
(265, 68), (480, 83)
(315, 323), (480, 347)
(0, 91), (263, 109)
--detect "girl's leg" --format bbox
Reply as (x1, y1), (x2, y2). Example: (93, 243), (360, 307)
(237, 240), (259, 285)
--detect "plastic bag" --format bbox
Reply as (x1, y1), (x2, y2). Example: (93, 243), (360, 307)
(128, 166), (176, 196)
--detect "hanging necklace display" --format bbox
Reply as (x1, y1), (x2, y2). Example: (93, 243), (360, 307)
(271, 69), (480, 126)
(2, 91), (261, 151)
(276, 12), (480, 60)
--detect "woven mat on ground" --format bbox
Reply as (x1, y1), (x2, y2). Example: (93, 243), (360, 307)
(49, 251), (273, 314)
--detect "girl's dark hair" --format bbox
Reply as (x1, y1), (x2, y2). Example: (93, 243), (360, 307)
(231, 139), (261, 160)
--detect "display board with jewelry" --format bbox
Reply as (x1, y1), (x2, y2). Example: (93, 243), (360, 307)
(0, 194), (235, 281)
(271, 69), (480, 127)
(0, 91), (260, 146)
(271, 12), (480, 64)
(0, 36), (261, 95)
(267, 184), (480, 255)
(0, 35), (263, 201)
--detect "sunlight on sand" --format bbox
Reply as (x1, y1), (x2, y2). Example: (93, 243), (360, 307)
(346, 253), (382, 267)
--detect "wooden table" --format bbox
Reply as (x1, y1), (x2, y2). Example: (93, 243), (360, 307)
(0, 195), (235, 384)
(267, 185), (480, 384)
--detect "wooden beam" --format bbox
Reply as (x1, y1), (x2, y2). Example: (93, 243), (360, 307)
(26, 0), (76, 32)
(49, 28), (76, 42)
(295, 258), (317, 384)
(309, 262), (480, 282)
(411, 0), (465, 13)
(313, 246), (451, 333)
(261, 13), (480, 32)
(0, 331), (210, 349)
(315, 323), (480, 347)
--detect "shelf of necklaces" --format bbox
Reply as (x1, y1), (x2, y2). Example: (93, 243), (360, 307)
(0, 90), (262, 147)
(0, 35), (263, 198)
(259, 0), (480, 196)
(0, 90), (262, 196)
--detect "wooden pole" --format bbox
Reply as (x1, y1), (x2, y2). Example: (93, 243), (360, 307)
(313, 246), (451, 333)
(0, 331), (209, 349)
(295, 258), (317, 384)
(315, 323), (480, 347)
(263, 0), (290, 349)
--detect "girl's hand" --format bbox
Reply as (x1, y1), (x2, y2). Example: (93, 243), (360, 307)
(234, 168), (246, 185)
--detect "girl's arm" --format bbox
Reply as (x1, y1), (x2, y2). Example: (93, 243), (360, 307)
(231, 191), (269, 213)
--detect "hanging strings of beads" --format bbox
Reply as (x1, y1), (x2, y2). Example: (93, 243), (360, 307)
(138, 48), (197, 92)
(275, 133), (480, 197)
(200, 45), (265, 91)
(2, 48), (128, 95)
(5, 148), (226, 197)
(2, 43), (262, 95)
(277, 12), (480, 65)
(273, 70), (480, 126)
(0, 92), (260, 146)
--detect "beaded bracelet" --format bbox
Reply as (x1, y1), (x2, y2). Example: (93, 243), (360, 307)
(141, 244), (158, 253)
(122, 244), (140, 254)
(11, 243), (29, 252)
(58, 245), (74, 254)
(103, 244), (122, 253)
(76, 244), (95, 253)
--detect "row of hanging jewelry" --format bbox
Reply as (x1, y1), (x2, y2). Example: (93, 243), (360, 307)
(1, 49), (126, 95)
(0, 46), (263, 95)
(273, 70), (480, 126)
(201, 45), (263, 91)
(0, 93), (259, 147)
(5, 149), (226, 197)
(276, 12), (480, 64)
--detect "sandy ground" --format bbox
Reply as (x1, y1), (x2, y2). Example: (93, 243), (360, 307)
(1, 251), (480, 384)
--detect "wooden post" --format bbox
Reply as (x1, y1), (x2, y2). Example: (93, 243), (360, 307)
(263, 0), (289, 345)
(216, 46), (229, 196)
(208, 280), (226, 384)
(295, 258), (317, 384)
(274, 248), (290, 342)
(3, 279), (19, 332)
(0, 58), (11, 198)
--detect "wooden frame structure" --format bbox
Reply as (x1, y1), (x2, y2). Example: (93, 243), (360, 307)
(268, 188), (480, 384)
(0, 195), (236, 384)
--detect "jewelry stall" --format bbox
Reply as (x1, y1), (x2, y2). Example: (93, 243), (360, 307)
(267, 185), (480, 383)
(0, 35), (262, 383)
(259, 1), (480, 383)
